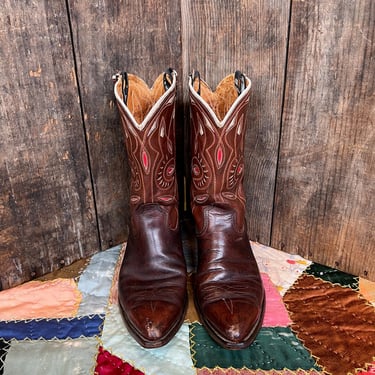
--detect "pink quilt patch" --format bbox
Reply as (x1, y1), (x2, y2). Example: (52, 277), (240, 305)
(261, 273), (291, 327)
(0, 278), (81, 320)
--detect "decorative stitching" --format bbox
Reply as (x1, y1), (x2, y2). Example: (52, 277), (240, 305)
(189, 322), (198, 367)
(0, 315), (105, 341)
(305, 263), (359, 291)
(284, 274), (375, 374)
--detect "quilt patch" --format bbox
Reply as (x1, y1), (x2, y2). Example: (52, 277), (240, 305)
(0, 242), (374, 375)
(95, 346), (145, 375)
(0, 278), (81, 320)
(261, 274), (291, 327)
(284, 274), (375, 375)
(190, 323), (321, 371)
(3, 337), (98, 375)
(251, 242), (311, 295)
(196, 370), (324, 375)
(305, 263), (359, 290)
(0, 315), (104, 340)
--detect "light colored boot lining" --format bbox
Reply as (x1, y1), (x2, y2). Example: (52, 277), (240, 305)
(116, 73), (166, 124)
(192, 74), (239, 121)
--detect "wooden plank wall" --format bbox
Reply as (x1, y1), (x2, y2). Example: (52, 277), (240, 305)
(272, 0), (375, 278)
(66, 0), (183, 249)
(182, 0), (290, 243)
(0, 1), (99, 290)
(0, 0), (374, 289)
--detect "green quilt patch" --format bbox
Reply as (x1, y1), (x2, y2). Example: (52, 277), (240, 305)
(305, 262), (359, 289)
(190, 324), (321, 370)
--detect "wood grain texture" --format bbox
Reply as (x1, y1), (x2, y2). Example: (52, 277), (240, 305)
(182, 0), (290, 243)
(67, 0), (183, 249)
(272, 0), (375, 279)
(0, 1), (99, 289)
(1, 0), (374, 289)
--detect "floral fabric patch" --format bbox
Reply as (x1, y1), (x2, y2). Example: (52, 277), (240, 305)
(251, 242), (311, 295)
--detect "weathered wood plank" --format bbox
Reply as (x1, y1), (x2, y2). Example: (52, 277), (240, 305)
(0, 1), (99, 289)
(181, 0), (290, 243)
(67, 0), (183, 249)
(272, 0), (375, 279)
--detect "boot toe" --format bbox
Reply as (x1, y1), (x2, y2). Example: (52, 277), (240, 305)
(124, 301), (185, 348)
(203, 300), (264, 348)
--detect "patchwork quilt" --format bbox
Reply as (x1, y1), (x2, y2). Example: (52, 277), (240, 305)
(0, 242), (374, 375)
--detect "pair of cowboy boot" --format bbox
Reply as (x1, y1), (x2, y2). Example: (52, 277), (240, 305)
(113, 69), (265, 350)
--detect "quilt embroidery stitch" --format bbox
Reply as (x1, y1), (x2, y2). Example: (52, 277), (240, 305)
(0, 243), (374, 375)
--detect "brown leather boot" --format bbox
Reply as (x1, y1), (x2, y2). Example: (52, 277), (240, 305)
(113, 69), (187, 348)
(188, 70), (265, 349)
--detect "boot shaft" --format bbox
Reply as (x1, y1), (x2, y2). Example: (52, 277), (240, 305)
(188, 71), (251, 232)
(113, 70), (178, 208)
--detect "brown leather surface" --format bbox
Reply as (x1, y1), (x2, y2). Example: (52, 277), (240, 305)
(114, 71), (187, 348)
(189, 73), (265, 349)
(119, 204), (187, 347)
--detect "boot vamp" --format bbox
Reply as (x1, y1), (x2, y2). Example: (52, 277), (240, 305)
(194, 206), (265, 333)
(196, 230), (264, 306)
(119, 204), (187, 308)
(118, 204), (187, 345)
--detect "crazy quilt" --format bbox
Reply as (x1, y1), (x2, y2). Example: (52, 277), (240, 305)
(0, 242), (374, 375)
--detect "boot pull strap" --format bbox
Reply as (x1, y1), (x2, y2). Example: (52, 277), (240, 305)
(190, 70), (201, 95)
(121, 71), (129, 105)
(234, 70), (246, 95)
(163, 68), (174, 91)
